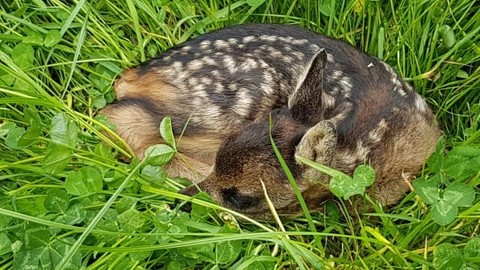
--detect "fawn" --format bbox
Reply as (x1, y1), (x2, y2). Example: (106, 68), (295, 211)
(101, 24), (441, 219)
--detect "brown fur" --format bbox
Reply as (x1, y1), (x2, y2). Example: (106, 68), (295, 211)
(172, 136), (223, 180)
(179, 50), (440, 219)
(100, 24), (441, 220)
(164, 154), (213, 181)
(356, 85), (391, 124)
(114, 68), (177, 103)
(101, 69), (224, 180)
(365, 112), (439, 205)
(99, 104), (162, 158)
(176, 135), (223, 166)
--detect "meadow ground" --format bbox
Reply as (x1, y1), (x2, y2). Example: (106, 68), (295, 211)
(0, 0), (479, 269)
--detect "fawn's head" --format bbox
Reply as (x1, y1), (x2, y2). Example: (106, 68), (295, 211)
(181, 50), (336, 219)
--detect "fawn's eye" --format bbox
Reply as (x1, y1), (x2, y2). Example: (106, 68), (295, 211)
(221, 187), (261, 210)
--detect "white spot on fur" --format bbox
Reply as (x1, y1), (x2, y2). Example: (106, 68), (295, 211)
(263, 72), (274, 85)
(229, 83), (238, 90)
(368, 119), (388, 143)
(278, 36), (293, 43)
(202, 56), (216, 66)
(356, 141), (370, 162)
(172, 61), (183, 70)
(292, 39), (308, 45)
(278, 81), (289, 94)
(243, 36), (255, 43)
(322, 93), (336, 108)
(232, 89), (253, 116)
(192, 84), (205, 92)
(267, 47), (283, 58)
(213, 82), (225, 93)
(260, 35), (278, 42)
(240, 58), (259, 70)
(228, 38), (238, 44)
(330, 104), (352, 122)
(188, 77), (198, 86)
(367, 62), (374, 68)
(282, 55), (294, 63)
(341, 77), (353, 88)
(331, 70), (343, 80)
(214, 39), (230, 49)
(258, 60), (269, 68)
(338, 77), (353, 95)
(200, 40), (211, 46)
(211, 70), (221, 79)
(393, 86), (407, 96)
(326, 53), (334, 63)
(414, 94), (428, 112)
(200, 77), (212, 85)
(292, 51), (305, 60)
(187, 59), (204, 70)
(223, 55), (237, 74)
(261, 84), (274, 95)
(392, 78), (403, 89)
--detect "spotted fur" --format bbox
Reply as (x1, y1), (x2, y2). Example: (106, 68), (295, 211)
(101, 24), (441, 218)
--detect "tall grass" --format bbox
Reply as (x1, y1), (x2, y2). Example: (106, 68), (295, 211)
(0, 0), (479, 269)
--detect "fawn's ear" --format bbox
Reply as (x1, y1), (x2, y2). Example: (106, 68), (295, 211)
(288, 49), (327, 124)
(295, 120), (336, 182)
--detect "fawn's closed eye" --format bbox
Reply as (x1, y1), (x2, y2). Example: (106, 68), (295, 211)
(221, 188), (261, 209)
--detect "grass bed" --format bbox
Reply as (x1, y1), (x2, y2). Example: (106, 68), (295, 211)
(0, 0), (479, 269)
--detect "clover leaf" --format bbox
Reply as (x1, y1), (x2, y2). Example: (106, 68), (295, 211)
(414, 180), (475, 226)
(330, 165), (375, 200)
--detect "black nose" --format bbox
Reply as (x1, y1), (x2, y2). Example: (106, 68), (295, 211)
(176, 186), (197, 213)
(178, 200), (192, 213)
(173, 198), (192, 213)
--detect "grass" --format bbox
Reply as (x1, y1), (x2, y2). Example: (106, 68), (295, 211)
(0, 0), (479, 269)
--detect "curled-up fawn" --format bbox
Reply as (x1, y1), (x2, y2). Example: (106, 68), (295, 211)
(101, 24), (441, 219)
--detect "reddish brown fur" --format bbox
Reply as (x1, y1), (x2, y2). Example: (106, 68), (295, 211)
(101, 68), (224, 180)
(164, 154), (213, 181)
(365, 112), (440, 205)
(114, 68), (177, 103)
(356, 85), (391, 124)
(100, 104), (162, 158)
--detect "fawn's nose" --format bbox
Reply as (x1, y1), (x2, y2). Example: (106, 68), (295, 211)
(176, 185), (201, 213)
(176, 199), (192, 213)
